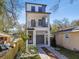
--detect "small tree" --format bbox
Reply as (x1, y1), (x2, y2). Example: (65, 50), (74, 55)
(19, 31), (29, 52)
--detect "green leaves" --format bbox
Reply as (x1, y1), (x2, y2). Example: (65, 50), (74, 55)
(0, 0), (4, 15)
(20, 31), (29, 42)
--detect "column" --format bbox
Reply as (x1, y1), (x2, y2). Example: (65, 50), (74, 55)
(44, 34), (46, 45)
(48, 15), (50, 46)
(36, 20), (38, 27)
(48, 31), (50, 46)
(33, 30), (36, 46)
(26, 30), (28, 51)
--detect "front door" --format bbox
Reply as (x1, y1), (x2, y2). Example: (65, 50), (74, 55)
(36, 35), (44, 44)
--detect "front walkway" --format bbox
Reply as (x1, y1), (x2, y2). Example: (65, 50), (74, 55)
(37, 45), (68, 59)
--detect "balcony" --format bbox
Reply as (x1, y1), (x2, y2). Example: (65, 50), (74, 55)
(29, 18), (48, 28)
(30, 23), (48, 28)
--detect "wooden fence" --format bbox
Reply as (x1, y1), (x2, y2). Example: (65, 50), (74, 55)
(0, 38), (24, 59)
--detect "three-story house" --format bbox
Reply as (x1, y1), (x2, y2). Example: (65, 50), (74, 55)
(25, 2), (51, 46)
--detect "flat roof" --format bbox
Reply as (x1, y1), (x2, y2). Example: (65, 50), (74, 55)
(26, 2), (47, 6)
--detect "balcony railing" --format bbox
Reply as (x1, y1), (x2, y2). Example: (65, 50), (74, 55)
(29, 23), (48, 28)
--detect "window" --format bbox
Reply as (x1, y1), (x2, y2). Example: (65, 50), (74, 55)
(31, 20), (36, 27)
(42, 18), (45, 27)
(64, 33), (69, 39)
(31, 6), (35, 12)
(38, 7), (42, 12)
(38, 18), (48, 27)
(38, 6), (46, 12)
(42, 6), (46, 12)
(38, 19), (42, 26)
(42, 17), (48, 27)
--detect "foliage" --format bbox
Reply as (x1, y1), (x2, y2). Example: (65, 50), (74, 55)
(20, 31), (29, 42)
(28, 45), (38, 54)
(0, 19), (4, 32)
(51, 18), (70, 33)
(0, 46), (2, 52)
(0, 0), (15, 32)
(0, 0), (4, 15)
(51, 24), (59, 33)
(20, 55), (41, 59)
(71, 20), (79, 26)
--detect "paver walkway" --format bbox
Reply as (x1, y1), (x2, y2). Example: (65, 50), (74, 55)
(37, 45), (68, 59)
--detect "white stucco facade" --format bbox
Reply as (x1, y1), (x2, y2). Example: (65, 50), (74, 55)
(25, 2), (50, 46)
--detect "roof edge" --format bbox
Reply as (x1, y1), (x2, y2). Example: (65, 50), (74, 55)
(25, 2), (47, 6)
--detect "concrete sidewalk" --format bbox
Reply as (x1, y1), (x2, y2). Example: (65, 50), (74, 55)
(37, 47), (49, 59)
(37, 45), (68, 59)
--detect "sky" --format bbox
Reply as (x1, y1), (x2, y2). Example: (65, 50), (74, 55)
(18, 0), (79, 24)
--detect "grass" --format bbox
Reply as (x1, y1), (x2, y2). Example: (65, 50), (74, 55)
(20, 55), (41, 59)
(56, 46), (79, 59)
(20, 45), (41, 59)
(28, 45), (38, 54)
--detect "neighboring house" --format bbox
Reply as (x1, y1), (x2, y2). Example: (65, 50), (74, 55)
(25, 2), (51, 46)
(55, 27), (79, 51)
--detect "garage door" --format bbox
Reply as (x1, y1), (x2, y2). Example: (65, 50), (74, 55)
(36, 35), (44, 44)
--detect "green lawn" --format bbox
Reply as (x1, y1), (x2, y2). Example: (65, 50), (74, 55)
(20, 55), (41, 59)
(56, 46), (79, 59)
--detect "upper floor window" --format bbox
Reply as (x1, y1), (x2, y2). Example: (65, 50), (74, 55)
(31, 20), (36, 27)
(42, 17), (48, 27)
(31, 6), (35, 12)
(38, 7), (42, 12)
(38, 6), (46, 12)
(38, 18), (48, 27)
(42, 6), (46, 12)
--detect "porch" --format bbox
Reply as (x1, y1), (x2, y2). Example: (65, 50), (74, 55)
(27, 30), (50, 46)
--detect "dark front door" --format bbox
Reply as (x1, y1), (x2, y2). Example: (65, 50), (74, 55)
(36, 35), (44, 44)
